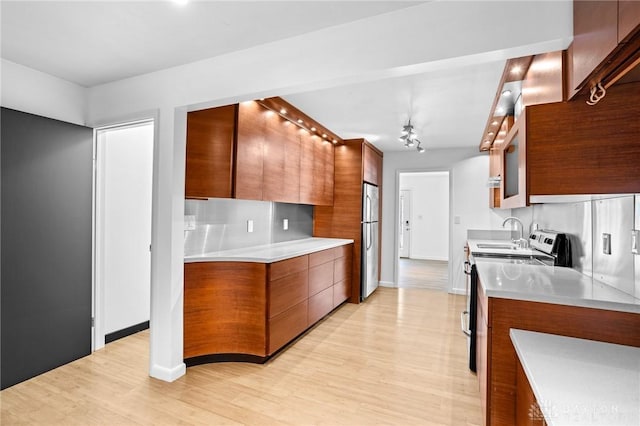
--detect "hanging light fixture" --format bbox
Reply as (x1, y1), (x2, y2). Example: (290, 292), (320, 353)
(399, 119), (425, 153)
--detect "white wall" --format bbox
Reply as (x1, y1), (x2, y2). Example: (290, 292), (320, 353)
(450, 156), (512, 294)
(399, 172), (449, 261)
(1, 1), (573, 382)
(1, 59), (86, 125)
(96, 123), (154, 342)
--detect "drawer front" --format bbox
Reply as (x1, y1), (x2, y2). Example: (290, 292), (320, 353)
(308, 248), (335, 268)
(308, 286), (333, 325)
(269, 269), (308, 318)
(269, 255), (308, 282)
(268, 300), (308, 355)
(308, 261), (334, 296)
(334, 244), (351, 260)
(333, 279), (351, 307)
(333, 252), (352, 284)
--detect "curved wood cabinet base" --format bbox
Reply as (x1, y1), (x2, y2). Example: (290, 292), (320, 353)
(184, 244), (353, 365)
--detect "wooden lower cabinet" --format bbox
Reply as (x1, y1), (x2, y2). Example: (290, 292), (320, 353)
(268, 300), (308, 355)
(184, 243), (353, 362)
(477, 277), (640, 425)
(515, 359), (546, 426)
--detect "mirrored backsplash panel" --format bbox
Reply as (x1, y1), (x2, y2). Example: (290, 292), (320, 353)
(184, 198), (313, 256)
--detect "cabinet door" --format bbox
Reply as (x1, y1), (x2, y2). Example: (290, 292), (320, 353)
(299, 131), (316, 205)
(308, 286), (333, 325)
(309, 261), (333, 297)
(476, 284), (490, 426)
(314, 139), (334, 206)
(185, 105), (236, 199)
(363, 143), (382, 186)
(235, 101), (265, 201)
(263, 113), (301, 203)
(269, 270), (308, 318)
(570, 0), (619, 92)
(488, 147), (501, 209)
(618, 1), (640, 43)
(500, 113), (528, 209)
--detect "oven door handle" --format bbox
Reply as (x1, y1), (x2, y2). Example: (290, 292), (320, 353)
(463, 260), (471, 275)
(460, 311), (471, 337)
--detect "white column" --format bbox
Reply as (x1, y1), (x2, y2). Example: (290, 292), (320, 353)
(149, 105), (187, 381)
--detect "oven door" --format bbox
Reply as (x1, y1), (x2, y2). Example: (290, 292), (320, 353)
(461, 259), (477, 372)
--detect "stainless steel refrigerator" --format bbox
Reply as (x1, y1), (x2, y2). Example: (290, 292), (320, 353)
(361, 183), (379, 300)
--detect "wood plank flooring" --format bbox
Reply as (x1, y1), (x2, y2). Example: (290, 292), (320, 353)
(1, 287), (481, 425)
(398, 259), (449, 291)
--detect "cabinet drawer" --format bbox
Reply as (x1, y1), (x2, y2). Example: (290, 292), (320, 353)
(269, 255), (308, 282)
(269, 270), (308, 318)
(309, 248), (335, 267)
(308, 286), (333, 325)
(309, 261), (333, 296)
(268, 300), (308, 354)
(333, 254), (351, 284)
(333, 279), (351, 307)
(334, 244), (351, 260)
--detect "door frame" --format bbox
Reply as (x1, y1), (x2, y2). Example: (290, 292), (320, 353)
(394, 169), (452, 289)
(92, 118), (155, 351)
(399, 189), (412, 258)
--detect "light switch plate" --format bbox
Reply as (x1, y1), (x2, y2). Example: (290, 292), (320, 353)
(632, 230), (639, 255)
(283, 219), (289, 230)
(602, 233), (611, 255)
(247, 219), (254, 233)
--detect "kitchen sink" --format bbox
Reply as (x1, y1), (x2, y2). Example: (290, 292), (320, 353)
(476, 243), (518, 250)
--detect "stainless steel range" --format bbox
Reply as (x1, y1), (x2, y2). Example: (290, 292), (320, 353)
(462, 229), (572, 372)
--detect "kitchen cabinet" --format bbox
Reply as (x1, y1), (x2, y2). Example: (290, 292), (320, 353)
(515, 360), (545, 426)
(568, 0), (640, 99)
(314, 139), (383, 304)
(184, 243), (353, 362)
(489, 81), (640, 208)
(185, 99), (334, 206)
(185, 105), (236, 199)
(476, 276), (640, 425)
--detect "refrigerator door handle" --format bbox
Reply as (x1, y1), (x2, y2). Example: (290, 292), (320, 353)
(365, 194), (371, 222)
(367, 223), (372, 250)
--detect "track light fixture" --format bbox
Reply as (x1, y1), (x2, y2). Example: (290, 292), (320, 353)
(399, 120), (425, 153)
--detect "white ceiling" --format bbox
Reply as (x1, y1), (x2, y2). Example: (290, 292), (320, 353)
(0, 1), (571, 152)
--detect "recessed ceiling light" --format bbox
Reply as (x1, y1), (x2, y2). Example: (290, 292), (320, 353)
(322, 133), (327, 138)
(280, 108), (287, 115)
(491, 120), (499, 126)
(332, 139), (338, 144)
(488, 132), (494, 136)
(297, 119), (304, 124)
(502, 89), (512, 97)
(511, 65), (522, 75)
(310, 127), (317, 132)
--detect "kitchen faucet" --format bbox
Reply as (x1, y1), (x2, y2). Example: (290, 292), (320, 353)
(502, 216), (528, 248)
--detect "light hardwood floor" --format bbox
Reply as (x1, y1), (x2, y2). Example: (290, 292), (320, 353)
(398, 259), (449, 291)
(1, 287), (481, 425)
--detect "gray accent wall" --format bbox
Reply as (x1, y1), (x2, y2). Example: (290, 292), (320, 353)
(1, 108), (93, 389)
(184, 198), (313, 256)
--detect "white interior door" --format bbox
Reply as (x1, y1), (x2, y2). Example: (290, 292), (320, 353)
(399, 189), (412, 258)
(94, 120), (154, 350)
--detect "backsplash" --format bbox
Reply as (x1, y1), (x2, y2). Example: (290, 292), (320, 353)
(184, 198), (313, 256)
(513, 195), (639, 299)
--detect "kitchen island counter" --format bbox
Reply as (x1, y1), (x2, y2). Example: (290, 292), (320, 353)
(510, 329), (640, 426)
(185, 237), (354, 263)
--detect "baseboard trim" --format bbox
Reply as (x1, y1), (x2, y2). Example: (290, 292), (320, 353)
(379, 280), (396, 288)
(150, 362), (186, 382)
(105, 321), (149, 344)
(449, 288), (466, 295)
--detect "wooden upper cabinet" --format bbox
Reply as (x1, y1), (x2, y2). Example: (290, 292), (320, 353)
(185, 105), (237, 199)
(618, 1), (640, 43)
(363, 143), (382, 186)
(299, 131), (315, 205)
(521, 51), (564, 106)
(262, 112), (301, 204)
(299, 132), (334, 206)
(235, 101), (265, 201)
(570, 0), (619, 92)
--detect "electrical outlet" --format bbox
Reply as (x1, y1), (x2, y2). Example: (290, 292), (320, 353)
(283, 219), (289, 230)
(184, 215), (196, 231)
(247, 219), (254, 233)
(632, 230), (639, 255)
(602, 233), (611, 255)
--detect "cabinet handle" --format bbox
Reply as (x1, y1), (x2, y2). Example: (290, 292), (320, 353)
(460, 311), (471, 337)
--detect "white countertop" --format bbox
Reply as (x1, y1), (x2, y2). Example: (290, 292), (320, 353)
(184, 237), (353, 263)
(474, 257), (640, 314)
(510, 329), (640, 426)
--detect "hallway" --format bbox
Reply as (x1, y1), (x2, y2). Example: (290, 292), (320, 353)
(398, 258), (449, 291)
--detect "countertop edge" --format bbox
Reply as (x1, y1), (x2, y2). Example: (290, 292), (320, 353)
(184, 238), (354, 264)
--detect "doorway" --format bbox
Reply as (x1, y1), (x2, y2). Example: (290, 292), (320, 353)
(93, 120), (154, 350)
(396, 171), (450, 291)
